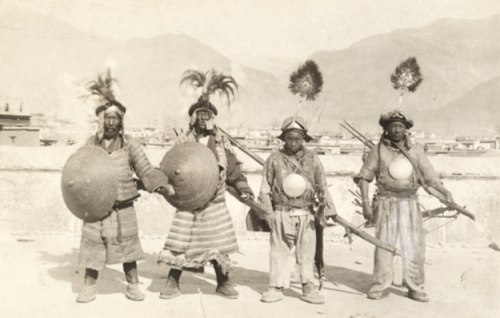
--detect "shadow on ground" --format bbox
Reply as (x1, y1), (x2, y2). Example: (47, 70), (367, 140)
(140, 253), (302, 299)
(38, 248), (407, 301)
(323, 265), (408, 298)
(39, 248), (134, 296)
(38, 249), (294, 299)
(232, 264), (302, 299)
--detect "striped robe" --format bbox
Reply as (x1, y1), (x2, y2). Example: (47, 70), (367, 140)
(158, 128), (251, 274)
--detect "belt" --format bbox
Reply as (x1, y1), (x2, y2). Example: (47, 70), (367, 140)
(377, 190), (418, 199)
(113, 201), (135, 209)
(377, 185), (418, 198)
(276, 207), (312, 217)
(274, 203), (314, 211)
(289, 208), (308, 217)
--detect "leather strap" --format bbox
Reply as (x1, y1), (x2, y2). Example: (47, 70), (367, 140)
(391, 141), (426, 186)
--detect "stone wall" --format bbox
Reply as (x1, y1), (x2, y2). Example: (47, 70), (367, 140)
(0, 127), (40, 146)
(0, 145), (499, 247)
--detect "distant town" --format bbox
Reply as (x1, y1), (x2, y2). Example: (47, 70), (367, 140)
(1, 103), (499, 157)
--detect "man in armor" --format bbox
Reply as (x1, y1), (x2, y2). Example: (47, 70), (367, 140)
(258, 116), (336, 304)
(157, 98), (254, 300)
(353, 110), (454, 302)
(76, 100), (172, 303)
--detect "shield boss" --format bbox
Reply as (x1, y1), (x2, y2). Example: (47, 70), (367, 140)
(61, 146), (118, 223)
(160, 142), (219, 211)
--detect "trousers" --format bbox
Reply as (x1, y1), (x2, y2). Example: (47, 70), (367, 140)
(370, 195), (425, 293)
(269, 209), (316, 288)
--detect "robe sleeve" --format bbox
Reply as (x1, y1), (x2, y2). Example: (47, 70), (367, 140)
(127, 137), (169, 192)
(225, 147), (254, 195)
(353, 146), (379, 184)
(257, 156), (275, 214)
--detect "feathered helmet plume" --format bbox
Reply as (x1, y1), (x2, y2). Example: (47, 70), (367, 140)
(288, 60), (323, 120)
(180, 69), (238, 110)
(390, 57), (423, 108)
(86, 68), (117, 104)
(289, 60), (323, 101)
(85, 68), (123, 139)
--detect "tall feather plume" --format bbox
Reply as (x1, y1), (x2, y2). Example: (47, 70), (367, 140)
(180, 69), (238, 109)
(390, 57), (423, 108)
(180, 70), (207, 95)
(85, 68), (117, 103)
(289, 60), (323, 101)
(84, 68), (119, 139)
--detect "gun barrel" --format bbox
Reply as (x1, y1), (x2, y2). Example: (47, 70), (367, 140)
(218, 127), (266, 166)
(424, 186), (475, 221)
(334, 215), (401, 256)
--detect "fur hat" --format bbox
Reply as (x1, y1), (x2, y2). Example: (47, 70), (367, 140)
(95, 100), (126, 117)
(188, 97), (218, 117)
(379, 110), (413, 130)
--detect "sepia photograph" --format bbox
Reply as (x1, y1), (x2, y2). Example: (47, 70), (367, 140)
(0, 0), (499, 317)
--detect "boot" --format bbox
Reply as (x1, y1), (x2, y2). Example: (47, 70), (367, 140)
(300, 282), (325, 305)
(367, 289), (390, 300)
(123, 262), (145, 301)
(409, 290), (429, 302)
(76, 268), (98, 303)
(261, 287), (284, 303)
(213, 262), (238, 299)
(160, 269), (182, 299)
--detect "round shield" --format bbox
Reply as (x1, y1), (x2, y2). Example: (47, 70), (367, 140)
(283, 173), (307, 198)
(388, 157), (413, 180)
(61, 146), (118, 223)
(160, 142), (219, 211)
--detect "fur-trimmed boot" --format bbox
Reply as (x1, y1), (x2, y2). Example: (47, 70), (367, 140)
(124, 262), (145, 301)
(76, 268), (98, 303)
(213, 262), (238, 299)
(300, 282), (325, 304)
(160, 269), (182, 299)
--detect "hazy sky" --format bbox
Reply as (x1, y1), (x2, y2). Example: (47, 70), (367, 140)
(3, 0), (499, 67)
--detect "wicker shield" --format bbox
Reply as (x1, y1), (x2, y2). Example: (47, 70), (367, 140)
(61, 146), (118, 222)
(160, 142), (219, 211)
